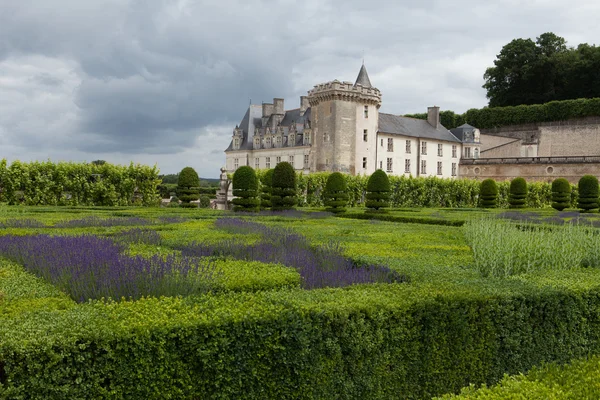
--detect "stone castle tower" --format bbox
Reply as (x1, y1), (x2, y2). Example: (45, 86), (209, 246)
(307, 65), (382, 174)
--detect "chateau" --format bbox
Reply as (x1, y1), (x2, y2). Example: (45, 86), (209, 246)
(225, 65), (480, 178)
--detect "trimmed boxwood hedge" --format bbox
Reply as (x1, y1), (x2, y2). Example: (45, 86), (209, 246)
(479, 179), (498, 208)
(551, 178), (571, 211)
(260, 169), (273, 210)
(323, 172), (349, 213)
(365, 169), (391, 211)
(4, 278), (600, 399)
(177, 167), (201, 207)
(271, 162), (297, 211)
(406, 98), (600, 130)
(231, 166), (260, 212)
(508, 177), (528, 209)
(577, 175), (599, 212)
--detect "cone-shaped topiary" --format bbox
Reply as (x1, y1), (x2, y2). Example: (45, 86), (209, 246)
(508, 177), (528, 208)
(551, 178), (572, 211)
(578, 175), (599, 212)
(177, 167), (200, 208)
(479, 178), (498, 208)
(271, 162), (297, 211)
(365, 169), (390, 212)
(231, 166), (260, 212)
(323, 172), (349, 213)
(260, 169), (273, 210)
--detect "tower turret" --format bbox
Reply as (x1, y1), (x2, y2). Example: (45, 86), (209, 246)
(307, 65), (381, 174)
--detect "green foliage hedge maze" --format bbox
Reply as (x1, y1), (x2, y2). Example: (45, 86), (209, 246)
(3, 209), (600, 398)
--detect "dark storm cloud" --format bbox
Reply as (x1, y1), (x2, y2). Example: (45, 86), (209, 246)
(1, 0), (600, 175)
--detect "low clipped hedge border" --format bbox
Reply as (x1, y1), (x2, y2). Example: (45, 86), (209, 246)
(438, 355), (600, 399)
(4, 276), (600, 398)
(337, 212), (465, 227)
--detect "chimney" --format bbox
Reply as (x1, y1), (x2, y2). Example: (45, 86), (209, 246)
(262, 102), (274, 128)
(427, 106), (440, 128)
(300, 96), (309, 115)
(273, 98), (284, 115)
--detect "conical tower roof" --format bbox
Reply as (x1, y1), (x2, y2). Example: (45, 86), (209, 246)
(354, 64), (372, 88)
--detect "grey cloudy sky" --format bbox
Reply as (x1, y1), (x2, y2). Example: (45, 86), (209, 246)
(1, 0), (599, 177)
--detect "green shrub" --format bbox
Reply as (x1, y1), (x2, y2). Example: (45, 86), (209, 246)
(271, 162), (297, 211)
(177, 167), (200, 205)
(479, 179), (498, 208)
(365, 169), (390, 211)
(551, 178), (572, 211)
(508, 177), (528, 208)
(231, 166), (260, 212)
(260, 169), (273, 210)
(577, 175), (599, 212)
(199, 195), (211, 208)
(323, 172), (349, 213)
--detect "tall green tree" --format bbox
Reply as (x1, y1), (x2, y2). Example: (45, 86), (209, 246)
(483, 32), (600, 107)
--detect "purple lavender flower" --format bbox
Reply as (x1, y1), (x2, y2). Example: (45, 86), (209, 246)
(0, 234), (218, 302)
(179, 218), (408, 289)
(0, 218), (46, 229)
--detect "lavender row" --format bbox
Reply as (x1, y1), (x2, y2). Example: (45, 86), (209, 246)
(181, 218), (408, 289)
(0, 234), (218, 302)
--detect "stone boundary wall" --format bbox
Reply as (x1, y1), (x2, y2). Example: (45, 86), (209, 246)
(460, 157), (600, 183)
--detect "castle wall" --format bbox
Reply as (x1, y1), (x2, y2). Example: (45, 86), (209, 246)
(480, 138), (522, 158)
(538, 124), (600, 156)
(460, 159), (600, 184)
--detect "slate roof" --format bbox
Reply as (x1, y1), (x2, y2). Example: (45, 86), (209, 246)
(225, 105), (311, 152)
(450, 123), (477, 141)
(378, 113), (461, 143)
(354, 64), (372, 88)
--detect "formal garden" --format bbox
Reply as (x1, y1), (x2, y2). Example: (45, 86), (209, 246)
(1, 160), (600, 398)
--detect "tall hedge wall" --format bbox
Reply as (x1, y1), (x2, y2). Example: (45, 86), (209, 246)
(255, 170), (573, 209)
(3, 277), (600, 398)
(0, 159), (161, 206)
(404, 97), (600, 130)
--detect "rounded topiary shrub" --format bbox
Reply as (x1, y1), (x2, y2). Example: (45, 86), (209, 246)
(578, 175), (599, 212)
(323, 172), (349, 213)
(260, 169), (273, 210)
(479, 178), (498, 208)
(365, 169), (390, 212)
(551, 178), (572, 211)
(231, 166), (259, 212)
(271, 162), (297, 211)
(177, 167), (200, 207)
(199, 195), (211, 208)
(508, 177), (528, 209)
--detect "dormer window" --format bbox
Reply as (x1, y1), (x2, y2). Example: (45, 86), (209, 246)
(289, 134), (295, 146)
(276, 136), (282, 147)
(233, 138), (239, 149)
(254, 138), (260, 149)
(266, 137), (271, 148)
